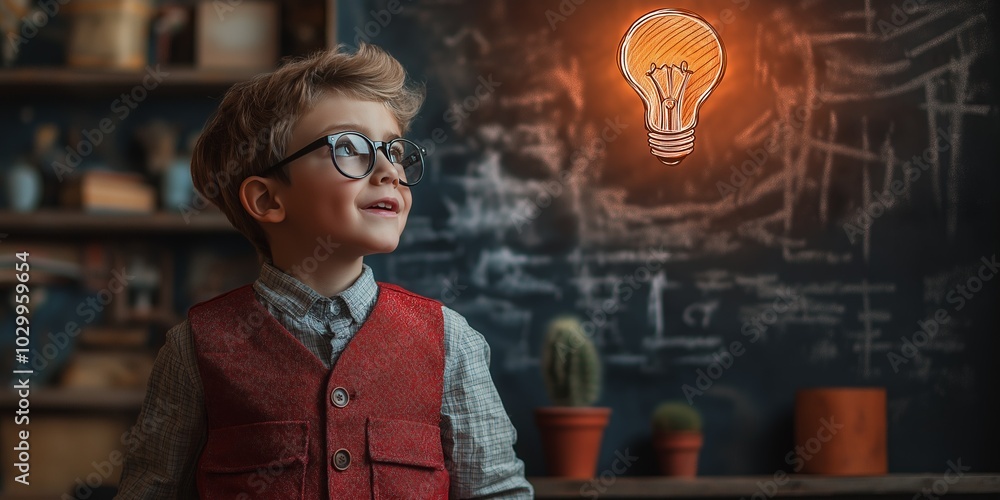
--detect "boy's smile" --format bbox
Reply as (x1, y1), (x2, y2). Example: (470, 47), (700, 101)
(360, 196), (401, 217)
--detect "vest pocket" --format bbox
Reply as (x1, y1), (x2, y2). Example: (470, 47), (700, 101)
(367, 417), (449, 499)
(197, 420), (309, 500)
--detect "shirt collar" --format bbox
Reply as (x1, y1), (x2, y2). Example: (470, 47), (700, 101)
(253, 261), (377, 325)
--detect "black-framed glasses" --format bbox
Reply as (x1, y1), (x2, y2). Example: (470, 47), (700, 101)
(263, 131), (426, 186)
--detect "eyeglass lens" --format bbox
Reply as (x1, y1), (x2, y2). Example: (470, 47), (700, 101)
(330, 132), (423, 184)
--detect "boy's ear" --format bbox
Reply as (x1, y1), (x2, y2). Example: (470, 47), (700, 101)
(239, 176), (286, 224)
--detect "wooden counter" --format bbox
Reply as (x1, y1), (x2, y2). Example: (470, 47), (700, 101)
(528, 473), (1000, 499)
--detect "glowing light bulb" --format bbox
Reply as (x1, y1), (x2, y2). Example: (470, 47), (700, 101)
(618, 9), (726, 165)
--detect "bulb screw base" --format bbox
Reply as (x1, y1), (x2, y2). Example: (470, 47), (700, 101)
(648, 128), (695, 166)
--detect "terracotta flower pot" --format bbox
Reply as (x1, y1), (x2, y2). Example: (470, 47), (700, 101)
(652, 431), (703, 477)
(794, 387), (887, 475)
(535, 407), (612, 478)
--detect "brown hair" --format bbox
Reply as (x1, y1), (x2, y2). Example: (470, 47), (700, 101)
(190, 43), (425, 263)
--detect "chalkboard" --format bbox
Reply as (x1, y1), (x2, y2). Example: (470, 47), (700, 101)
(339, 0), (1000, 476)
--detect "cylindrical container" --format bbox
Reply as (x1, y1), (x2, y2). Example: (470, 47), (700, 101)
(535, 407), (611, 478)
(5, 162), (43, 212)
(794, 387), (887, 475)
(65, 0), (152, 69)
(652, 431), (703, 476)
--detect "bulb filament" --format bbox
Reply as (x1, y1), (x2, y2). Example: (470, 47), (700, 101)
(647, 60), (693, 131)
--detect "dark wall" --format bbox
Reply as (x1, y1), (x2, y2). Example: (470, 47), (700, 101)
(340, 0), (1000, 476)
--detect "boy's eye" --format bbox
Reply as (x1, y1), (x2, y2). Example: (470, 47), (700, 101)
(333, 145), (359, 157)
(333, 134), (370, 157)
(388, 144), (405, 162)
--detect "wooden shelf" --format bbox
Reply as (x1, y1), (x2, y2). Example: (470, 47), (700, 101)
(0, 210), (236, 234)
(0, 388), (144, 411)
(0, 67), (264, 94)
(528, 474), (1000, 498)
(1, 473), (994, 499)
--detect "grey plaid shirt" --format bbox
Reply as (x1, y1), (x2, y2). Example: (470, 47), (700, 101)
(115, 262), (533, 499)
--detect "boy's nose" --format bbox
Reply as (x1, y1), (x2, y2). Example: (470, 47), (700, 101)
(371, 150), (400, 186)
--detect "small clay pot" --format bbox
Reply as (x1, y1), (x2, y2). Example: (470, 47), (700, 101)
(535, 407), (612, 478)
(794, 387), (887, 475)
(652, 431), (703, 477)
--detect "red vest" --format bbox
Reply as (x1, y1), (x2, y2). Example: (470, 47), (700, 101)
(188, 281), (450, 499)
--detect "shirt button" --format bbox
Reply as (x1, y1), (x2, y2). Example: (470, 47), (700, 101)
(332, 448), (351, 471)
(331, 387), (349, 408)
(330, 302), (341, 315)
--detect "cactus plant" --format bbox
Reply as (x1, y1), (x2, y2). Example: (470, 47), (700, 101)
(651, 401), (702, 434)
(540, 316), (601, 407)
(651, 401), (703, 476)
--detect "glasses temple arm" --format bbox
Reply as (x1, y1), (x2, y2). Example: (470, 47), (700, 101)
(262, 136), (329, 174)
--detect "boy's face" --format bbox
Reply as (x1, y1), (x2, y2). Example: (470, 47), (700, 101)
(276, 92), (411, 258)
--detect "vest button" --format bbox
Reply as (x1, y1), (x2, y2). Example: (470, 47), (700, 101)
(332, 448), (351, 471)
(331, 387), (350, 408)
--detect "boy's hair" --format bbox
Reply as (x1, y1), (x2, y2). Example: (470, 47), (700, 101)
(190, 43), (425, 263)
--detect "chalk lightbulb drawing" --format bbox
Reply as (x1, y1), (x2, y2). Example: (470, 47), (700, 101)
(618, 9), (726, 165)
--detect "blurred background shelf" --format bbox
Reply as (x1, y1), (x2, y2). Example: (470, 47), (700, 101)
(0, 1), (334, 496)
(0, 210), (235, 235)
(527, 474), (1000, 498)
(0, 388), (145, 412)
(0, 67), (261, 94)
(0, 494), (73, 500)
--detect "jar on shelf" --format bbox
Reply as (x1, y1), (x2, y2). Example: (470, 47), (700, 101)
(65, 0), (153, 70)
(4, 160), (43, 212)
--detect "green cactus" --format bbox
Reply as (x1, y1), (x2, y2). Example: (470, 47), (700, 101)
(651, 401), (702, 434)
(540, 316), (602, 406)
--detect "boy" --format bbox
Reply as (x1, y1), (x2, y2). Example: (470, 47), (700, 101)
(115, 43), (533, 499)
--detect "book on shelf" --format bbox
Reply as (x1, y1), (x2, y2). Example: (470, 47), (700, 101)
(61, 169), (156, 213)
(0, 243), (81, 285)
(78, 325), (148, 348)
(59, 350), (155, 390)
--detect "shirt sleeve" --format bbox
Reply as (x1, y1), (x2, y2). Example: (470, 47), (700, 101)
(440, 306), (534, 499)
(115, 320), (206, 499)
